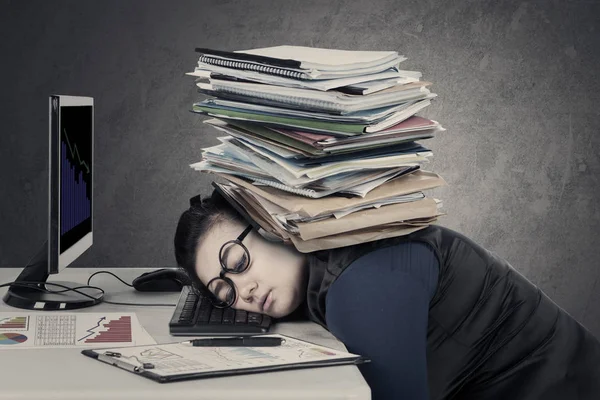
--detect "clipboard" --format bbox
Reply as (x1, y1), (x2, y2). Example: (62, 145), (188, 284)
(81, 334), (369, 383)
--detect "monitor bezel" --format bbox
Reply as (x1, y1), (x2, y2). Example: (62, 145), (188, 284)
(49, 95), (94, 274)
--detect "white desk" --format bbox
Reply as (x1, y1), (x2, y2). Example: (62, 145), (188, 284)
(0, 268), (370, 400)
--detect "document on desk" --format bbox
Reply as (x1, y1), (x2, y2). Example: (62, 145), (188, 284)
(0, 312), (156, 349)
(81, 334), (368, 383)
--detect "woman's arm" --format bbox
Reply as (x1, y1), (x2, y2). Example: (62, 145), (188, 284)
(325, 241), (439, 400)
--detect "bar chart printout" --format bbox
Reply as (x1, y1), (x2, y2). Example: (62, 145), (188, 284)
(83, 316), (133, 343)
(0, 317), (28, 330)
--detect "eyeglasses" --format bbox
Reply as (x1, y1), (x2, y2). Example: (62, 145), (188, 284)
(206, 225), (253, 308)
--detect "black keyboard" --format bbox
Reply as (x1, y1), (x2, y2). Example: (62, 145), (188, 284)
(169, 286), (272, 336)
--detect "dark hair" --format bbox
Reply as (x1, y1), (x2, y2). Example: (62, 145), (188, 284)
(173, 190), (243, 294)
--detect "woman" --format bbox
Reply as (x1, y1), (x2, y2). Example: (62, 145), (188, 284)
(174, 190), (600, 400)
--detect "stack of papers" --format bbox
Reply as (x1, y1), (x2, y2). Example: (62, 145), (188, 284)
(187, 46), (447, 252)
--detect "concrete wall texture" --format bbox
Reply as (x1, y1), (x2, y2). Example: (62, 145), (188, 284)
(1, 0), (599, 337)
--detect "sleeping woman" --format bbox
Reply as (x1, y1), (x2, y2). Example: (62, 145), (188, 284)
(174, 190), (600, 400)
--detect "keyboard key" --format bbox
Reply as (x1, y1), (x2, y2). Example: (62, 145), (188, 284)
(235, 310), (248, 324)
(247, 313), (262, 325)
(176, 318), (194, 326)
(261, 316), (272, 329)
(222, 308), (235, 324)
(209, 308), (223, 324)
(197, 303), (211, 323)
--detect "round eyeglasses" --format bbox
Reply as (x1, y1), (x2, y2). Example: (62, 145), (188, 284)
(206, 225), (253, 308)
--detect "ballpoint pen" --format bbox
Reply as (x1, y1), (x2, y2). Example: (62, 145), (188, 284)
(189, 337), (284, 347)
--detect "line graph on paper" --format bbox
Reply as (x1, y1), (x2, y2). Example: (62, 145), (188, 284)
(77, 316), (106, 342)
(296, 347), (338, 360)
(209, 346), (282, 367)
(135, 347), (210, 374)
(140, 348), (182, 360)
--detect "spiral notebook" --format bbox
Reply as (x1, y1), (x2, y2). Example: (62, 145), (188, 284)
(187, 66), (415, 92)
(201, 79), (432, 113)
(250, 178), (327, 198)
(81, 334), (368, 383)
(195, 45), (404, 80)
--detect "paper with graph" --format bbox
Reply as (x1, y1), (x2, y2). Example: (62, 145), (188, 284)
(83, 334), (366, 382)
(0, 312), (156, 349)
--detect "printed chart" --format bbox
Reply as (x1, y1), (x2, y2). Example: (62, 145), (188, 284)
(36, 315), (77, 346)
(0, 313), (155, 349)
(135, 347), (209, 373)
(0, 316), (29, 330)
(0, 333), (28, 345)
(78, 316), (132, 344)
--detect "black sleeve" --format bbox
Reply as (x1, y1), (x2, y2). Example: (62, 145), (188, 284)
(325, 241), (439, 400)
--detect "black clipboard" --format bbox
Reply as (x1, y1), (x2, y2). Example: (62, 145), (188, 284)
(81, 334), (369, 384)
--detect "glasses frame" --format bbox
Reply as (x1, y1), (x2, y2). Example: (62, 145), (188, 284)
(206, 225), (253, 308)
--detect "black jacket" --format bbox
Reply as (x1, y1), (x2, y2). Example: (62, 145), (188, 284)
(304, 224), (600, 399)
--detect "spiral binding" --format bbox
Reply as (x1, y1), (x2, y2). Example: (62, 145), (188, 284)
(211, 84), (342, 113)
(199, 55), (306, 80)
(251, 178), (319, 198)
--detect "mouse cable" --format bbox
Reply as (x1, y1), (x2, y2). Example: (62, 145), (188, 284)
(87, 271), (134, 288)
(0, 280), (175, 307)
(86, 270), (176, 307)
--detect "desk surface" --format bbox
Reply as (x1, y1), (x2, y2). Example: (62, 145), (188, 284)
(0, 267), (370, 400)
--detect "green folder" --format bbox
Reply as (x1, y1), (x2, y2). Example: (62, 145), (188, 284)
(216, 119), (325, 156)
(192, 104), (368, 135)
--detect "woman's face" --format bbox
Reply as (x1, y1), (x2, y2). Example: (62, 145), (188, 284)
(194, 216), (308, 318)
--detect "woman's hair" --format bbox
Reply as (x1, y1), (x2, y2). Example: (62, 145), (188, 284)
(173, 190), (243, 293)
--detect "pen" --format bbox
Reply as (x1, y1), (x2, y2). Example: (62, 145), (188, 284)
(190, 337), (284, 347)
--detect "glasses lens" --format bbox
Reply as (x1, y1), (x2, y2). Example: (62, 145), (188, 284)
(220, 242), (250, 273)
(207, 278), (235, 306)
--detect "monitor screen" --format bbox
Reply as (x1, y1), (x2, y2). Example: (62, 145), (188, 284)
(59, 105), (92, 253)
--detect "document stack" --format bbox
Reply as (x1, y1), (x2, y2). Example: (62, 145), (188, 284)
(186, 45), (447, 252)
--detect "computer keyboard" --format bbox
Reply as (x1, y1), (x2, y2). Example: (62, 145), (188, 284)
(169, 286), (272, 336)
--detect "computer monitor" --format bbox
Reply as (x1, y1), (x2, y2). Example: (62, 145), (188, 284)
(2, 95), (103, 310)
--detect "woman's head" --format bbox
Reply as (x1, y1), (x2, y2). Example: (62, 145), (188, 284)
(174, 191), (308, 318)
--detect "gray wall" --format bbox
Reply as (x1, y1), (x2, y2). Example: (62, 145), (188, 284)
(1, 0), (599, 337)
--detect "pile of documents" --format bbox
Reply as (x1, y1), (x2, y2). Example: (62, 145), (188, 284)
(186, 45), (447, 252)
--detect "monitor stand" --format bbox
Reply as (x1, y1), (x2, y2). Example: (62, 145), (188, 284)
(2, 241), (103, 310)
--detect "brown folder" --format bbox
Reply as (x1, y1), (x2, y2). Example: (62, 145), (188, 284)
(217, 170), (447, 218)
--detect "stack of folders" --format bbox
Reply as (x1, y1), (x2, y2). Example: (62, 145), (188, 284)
(186, 45), (448, 252)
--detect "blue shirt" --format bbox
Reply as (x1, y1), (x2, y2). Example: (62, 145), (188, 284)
(325, 241), (439, 400)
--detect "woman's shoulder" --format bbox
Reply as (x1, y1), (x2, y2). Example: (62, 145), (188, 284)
(333, 240), (440, 299)
(309, 231), (439, 264)
(351, 240), (438, 269)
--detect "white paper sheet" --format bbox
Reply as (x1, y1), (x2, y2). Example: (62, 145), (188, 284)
(0, 312), (156, 349)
